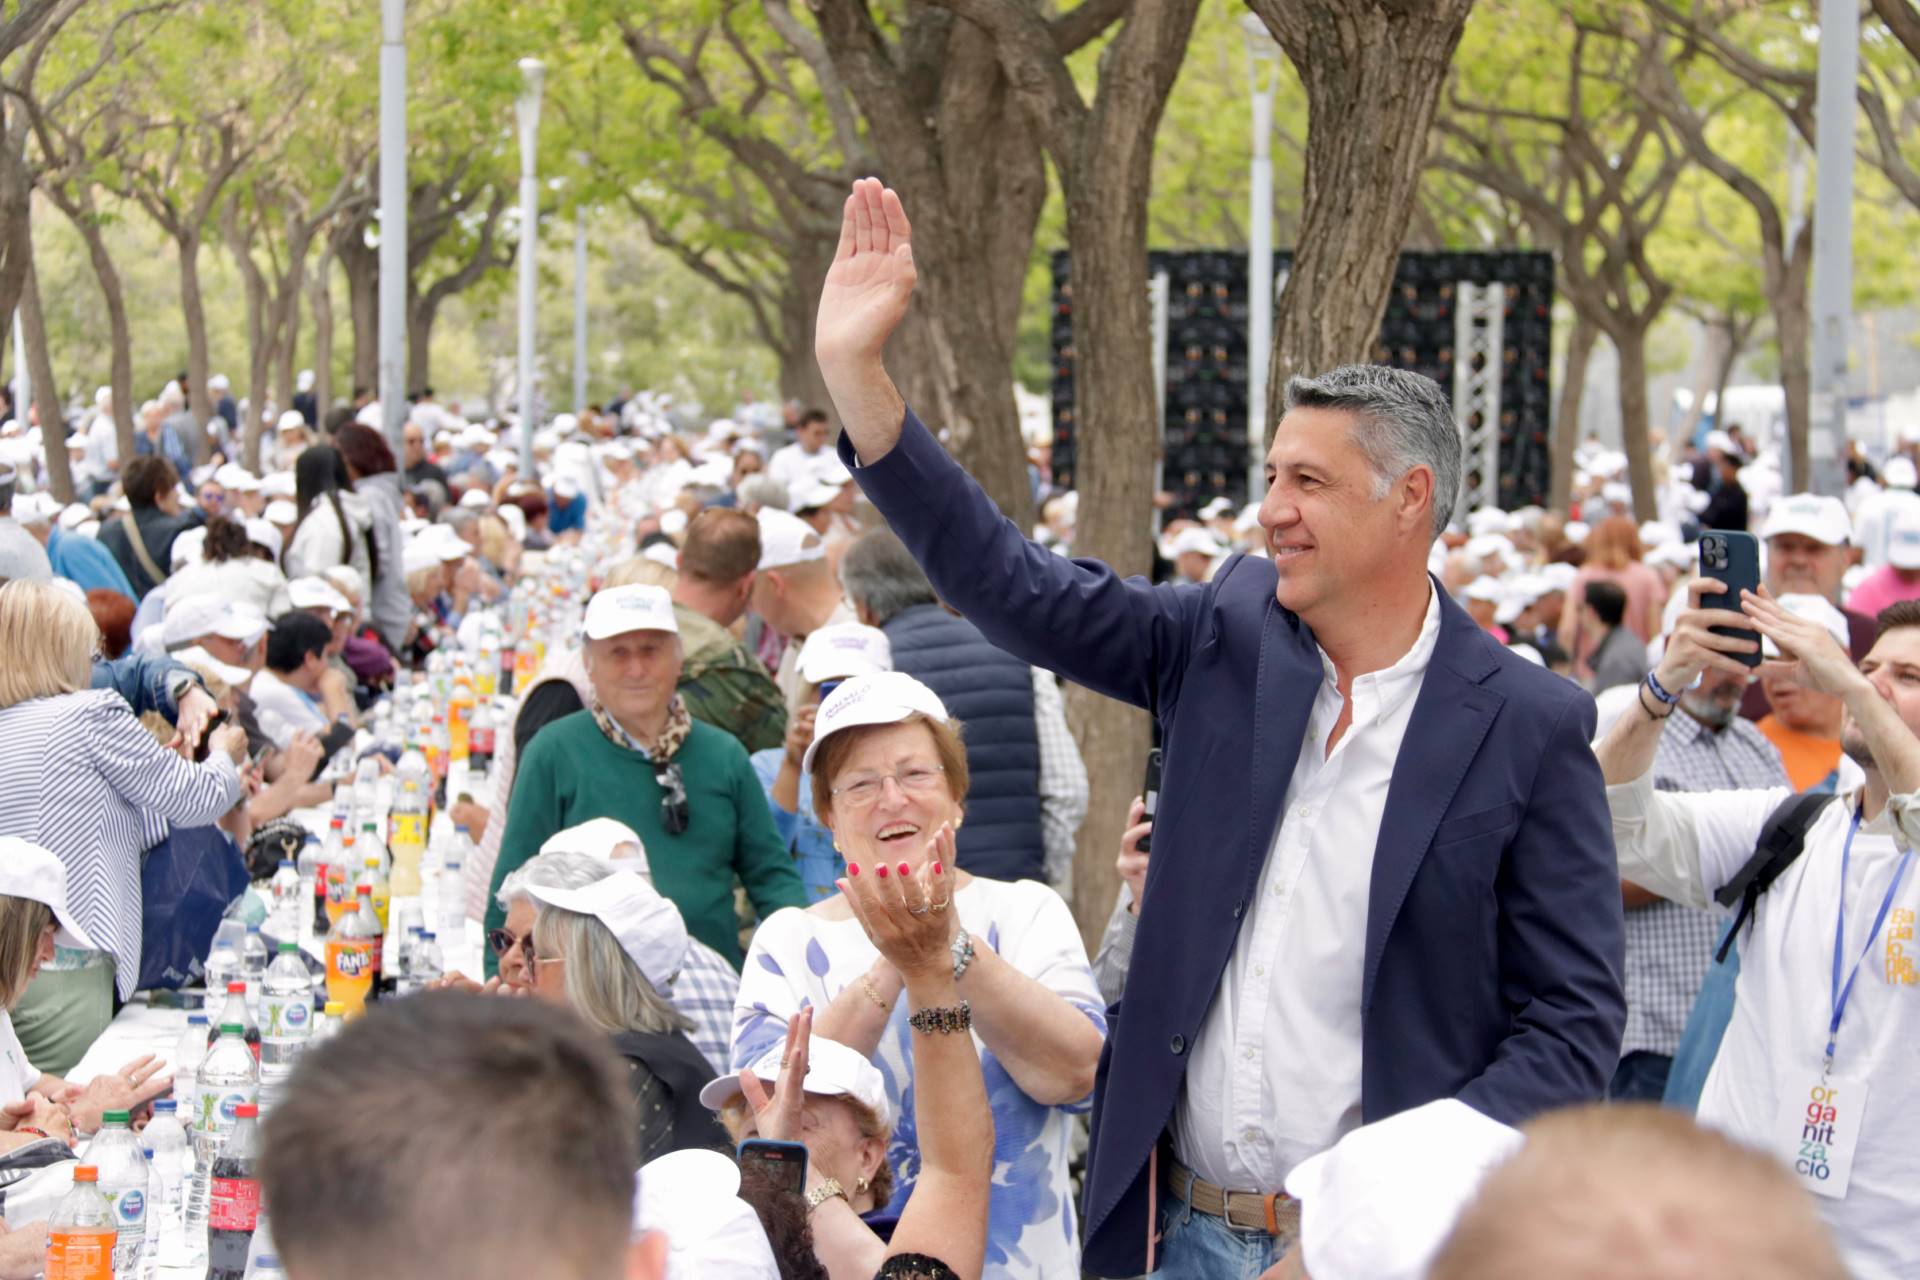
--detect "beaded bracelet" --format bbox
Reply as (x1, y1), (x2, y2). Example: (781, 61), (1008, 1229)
(908, 1000), (972, 1036)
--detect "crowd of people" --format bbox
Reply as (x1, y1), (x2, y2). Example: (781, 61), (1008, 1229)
(0, 176), (1912, 1279)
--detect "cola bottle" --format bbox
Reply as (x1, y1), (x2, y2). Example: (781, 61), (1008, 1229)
(207, 1103), (262, 1280)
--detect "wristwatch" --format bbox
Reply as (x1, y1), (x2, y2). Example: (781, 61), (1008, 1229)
(950, 932), (975, 982)
(805, 1177), (848, 1211)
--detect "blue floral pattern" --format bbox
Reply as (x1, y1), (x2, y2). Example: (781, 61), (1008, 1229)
(733, 878), (1106, 1280)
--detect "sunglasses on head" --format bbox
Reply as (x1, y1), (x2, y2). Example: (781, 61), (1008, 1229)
(656, 761), (690, 836)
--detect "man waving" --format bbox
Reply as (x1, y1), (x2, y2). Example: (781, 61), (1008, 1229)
(813, 179), (1624, 1278)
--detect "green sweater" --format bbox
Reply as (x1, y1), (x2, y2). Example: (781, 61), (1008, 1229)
(486, 711), (807, 970)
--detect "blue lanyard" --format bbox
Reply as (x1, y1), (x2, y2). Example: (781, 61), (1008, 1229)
(1827, 805), (1915, 1072)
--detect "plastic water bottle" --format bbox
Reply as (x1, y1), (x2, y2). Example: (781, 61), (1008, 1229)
(45, 1164), (116, 1280)
(143, 1099), (190, 1266)
(309, 1001), (346, 1046)
(411, 932), (444, 988)
(207, 1103), (262, 1280)
(172, 1014), (208, 1113)
(186, 1024), (258, 1264)
(259, 942), (312, 1089)
(266, 861), (301, 937)
(203, 937), (241, 1002)
(439, 828), (472, 937)
(240, 927), (270, 1012)
(248, 1253), (287, 1279)
(82, 1109), (148, 1277)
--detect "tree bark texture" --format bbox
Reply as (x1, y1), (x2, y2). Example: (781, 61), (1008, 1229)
(225, 202), (272, 472)
(311, 244), (336, 423)
(20, 259), (73, 503)
(175, 234), (216, 462)
(336, 213), (378, 397)
(1550, 307), (1595, 513)
(0, 124), (30, 337)
(1250, 0), (1474, 418)
(46, 187), (135, 463)
(1610, 322), (1657, 524)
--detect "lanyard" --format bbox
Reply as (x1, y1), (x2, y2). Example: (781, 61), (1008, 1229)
(1827, 805), (1915, 1072)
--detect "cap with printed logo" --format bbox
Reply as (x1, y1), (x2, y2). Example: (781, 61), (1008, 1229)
(581, 584), (679, 641)
(802, 671), (950, 774)
(796, 622), (893, 685)
(1759, 493), (1851, 547)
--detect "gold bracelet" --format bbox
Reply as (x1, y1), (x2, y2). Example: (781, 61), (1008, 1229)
(859, 973), (893, 1012)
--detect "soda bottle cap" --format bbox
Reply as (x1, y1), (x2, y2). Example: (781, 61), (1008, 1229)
(235, 1104), (259, 1119)
(228, 981), (247, 994)
(324, 1001), (345, 1014)
(248, 925), (261, 933)
(358, 884), (373, 896)
(220, 1023), (244, 1034)
(103, 1110), (129, 1124)
(365, 858), (379, 869)
(73, 1165), (98, 1182)
(279, 941), (300, 953)
(188, 1013), (208, 1024)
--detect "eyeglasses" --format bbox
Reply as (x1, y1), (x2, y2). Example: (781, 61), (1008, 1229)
(830, 764), (946, 809)
(656, 762), (690, 836)
(487, 928), (533, 959)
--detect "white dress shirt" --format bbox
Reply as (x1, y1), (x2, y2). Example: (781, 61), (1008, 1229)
(1175, 584), (1440, 1190)
(1611, 773), (1920, 1280)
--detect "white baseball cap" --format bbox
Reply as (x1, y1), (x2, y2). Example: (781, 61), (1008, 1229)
(791, 478), (845, 511)
(523, 868), (688, 993)
(802, 671), (950, 774)
(659, 508), (689, 538)
(1760, 492), (1851, 547)
(213, 463), (261, 493)
(633, 1148), (781, 1280)
(170, 525), (208, 571)
(698, 1033), (892, 1127)
(581, 584), (679, 641)
(641, 542), (681, 571)
(1563, 520), (1590, 545)
(275, 410), (307, 433)
(457, 487), (492, 510)
(1890, 506), (1920, 570)
(287, 576), (352, 614)
(264, 499), (298, 525)
(1465, 507), (1513, 537)
(244, 517), (283, 561)
(1884, 455), (1918, 490)
(1164, 527), (1223, 560)
(540, 818), (649, 874)
(0, 838), (98, 949)
(1463, 576), (1504, 604)
(163, 595), (268, 648)
(172, 645), (254, 691)
(1766, 593), (1852, 658)
(13, 491), (59, 526)
(756, 508), (826, 571)
(1283, 1100), (1524, 1280)
(1538, 562), (1579, 594)
(796, 622), (892, 685)
(261, 472), (297, 499)
(58, 503), (92, 532)
(1464, 533), (1514, 565)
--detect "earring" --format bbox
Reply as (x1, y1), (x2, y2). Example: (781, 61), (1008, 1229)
(856, 1176), (869, 1192)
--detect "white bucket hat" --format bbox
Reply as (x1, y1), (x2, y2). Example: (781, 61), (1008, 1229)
(0, 838), (98, 949)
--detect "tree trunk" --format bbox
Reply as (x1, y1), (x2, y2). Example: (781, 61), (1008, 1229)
(311, 247), (335, 423)
(0, 130), (31, 341)
(1612, 321), (1658, 524)
(1775, 289), (1812, 495)
(176, 232), (217, 463)
(1711, 316), (1753, 435)
(20, 260), (73, 504)
(1252, 0), (1474, 413)
(406, 292), (433, 395)
(338, 229), (378, 397)
(272, 259), (306, 417)
(52, 192), (136, 463)
(1674, 316), (1728, 447)
(1551, 308), (1596, 512)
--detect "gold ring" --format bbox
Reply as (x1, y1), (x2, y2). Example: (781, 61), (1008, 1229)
(930, 898), (950, 914)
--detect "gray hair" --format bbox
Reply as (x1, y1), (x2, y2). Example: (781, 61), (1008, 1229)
(737, 475), (789, 512)
(839, 529), (937, 626)
(496, 849), (610, 912)
(440, 507), (480, 536)
(1283, 365), (1460, 540)
(534, 903), (692, 1038)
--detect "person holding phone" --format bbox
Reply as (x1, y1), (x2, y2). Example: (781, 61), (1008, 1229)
(751, 623), (894, 903)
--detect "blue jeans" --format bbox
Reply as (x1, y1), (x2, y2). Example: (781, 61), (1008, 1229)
(1155, 1184), (1290, 1279)
(1608, 1050), (1674, 1103)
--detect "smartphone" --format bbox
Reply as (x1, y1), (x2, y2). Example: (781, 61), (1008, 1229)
(817, 679), (844, 702)
(191, 709), (231, 763)
(1139, 748), (1163, 854)
(1698, 530), (1763, 668)
(738, 1139), (809, 1196)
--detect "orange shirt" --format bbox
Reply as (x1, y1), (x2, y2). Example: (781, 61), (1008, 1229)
(1755, 715), (1843, 792)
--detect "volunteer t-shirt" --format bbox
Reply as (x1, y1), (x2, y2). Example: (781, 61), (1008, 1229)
(0, 1009), (36, 1108)
(1755, 715), (1843, 792)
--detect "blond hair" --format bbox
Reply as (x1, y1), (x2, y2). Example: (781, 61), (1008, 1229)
(0, 896), (54, 1007)
(0, 580), (98, 708)
(1430, 1104), (1843, 1280)
(603, 557), (677, 591)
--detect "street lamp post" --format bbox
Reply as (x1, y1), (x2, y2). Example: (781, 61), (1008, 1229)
(1807, 0), (1856, 497)
(516, 57), (545, 477)
(378, 0), (408, 450)
(1242, 15), (1280, 506)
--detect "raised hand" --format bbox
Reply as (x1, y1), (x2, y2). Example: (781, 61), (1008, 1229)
(815, 178), (918, 375)
(1743, 588), (1866, 699)
(739, 1006), (813, 1144)
(1653, 576), (1759, 691)
(837, 824), (955, 980)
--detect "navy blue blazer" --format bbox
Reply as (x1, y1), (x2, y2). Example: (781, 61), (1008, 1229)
(842, 410), (1625, 1276)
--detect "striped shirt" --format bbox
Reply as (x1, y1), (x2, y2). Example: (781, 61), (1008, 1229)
(0, 690), (242, 999)
(669, 937), (740, 1076)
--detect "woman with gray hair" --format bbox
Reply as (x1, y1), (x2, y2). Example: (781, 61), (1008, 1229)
(511, 851), (729, 1162)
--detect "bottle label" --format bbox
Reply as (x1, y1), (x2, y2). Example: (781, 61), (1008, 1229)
(471, 726), (495, 756)
(263, 994), (311, 1043)
(46, 1228), (115, 1279)
(327, 939), (376, 980)
(111, 1187), (145, 1226)
(390, 812), (427, 851)
(209, 1176), (261, 1231)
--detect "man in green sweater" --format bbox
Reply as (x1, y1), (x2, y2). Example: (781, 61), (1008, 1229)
(488, 584), (807, 971)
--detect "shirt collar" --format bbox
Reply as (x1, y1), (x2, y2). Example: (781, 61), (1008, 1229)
(1314, 580), (1441, 725)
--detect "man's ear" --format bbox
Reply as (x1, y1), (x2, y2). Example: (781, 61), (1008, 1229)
(625, 1229), (670, 1280)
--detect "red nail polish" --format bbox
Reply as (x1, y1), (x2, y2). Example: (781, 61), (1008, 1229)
(897, 862), (911, 879)
(876, 864), (889, 879)
(933, 861), (944, 876)
(848, 863), (859, 877)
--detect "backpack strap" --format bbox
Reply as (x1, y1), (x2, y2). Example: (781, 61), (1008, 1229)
(118, 512), (167, 585)
(1711, 790), (1838, 963)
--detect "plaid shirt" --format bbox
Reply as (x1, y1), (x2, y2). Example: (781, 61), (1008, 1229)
(1623, 708), (1788, 1057)
(669, 936), (740, 1075)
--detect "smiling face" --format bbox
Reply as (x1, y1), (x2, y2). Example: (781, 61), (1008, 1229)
(1845, 627), (1920, 769)
(1257, 405), (1433, 623)
(585, 629), (684, 733)
(819, 720), (962, 872)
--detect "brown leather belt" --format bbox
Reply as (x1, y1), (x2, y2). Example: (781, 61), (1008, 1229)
(1168, 1158), (1302, 1239)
